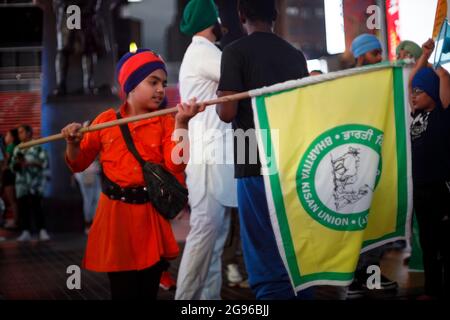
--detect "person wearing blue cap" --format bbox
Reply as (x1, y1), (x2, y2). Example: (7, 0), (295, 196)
(351, 33), (383, 67)
(347, 34), (398, 300)
(408, 39), (450, 299)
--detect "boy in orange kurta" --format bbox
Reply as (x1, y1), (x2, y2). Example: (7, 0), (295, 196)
(62, 49), (203, 299)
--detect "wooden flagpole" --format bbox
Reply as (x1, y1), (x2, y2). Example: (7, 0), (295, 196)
(17, 91), (251, 149)
(17, 62), (397, 150)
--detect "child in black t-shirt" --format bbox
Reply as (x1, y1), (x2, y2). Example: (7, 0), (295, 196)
(409, 39), (450, 299)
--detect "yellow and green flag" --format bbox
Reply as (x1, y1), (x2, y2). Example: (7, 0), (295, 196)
(252, 65), (412, 292)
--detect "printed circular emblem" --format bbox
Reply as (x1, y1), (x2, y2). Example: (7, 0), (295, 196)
(296, 124), (384, 231)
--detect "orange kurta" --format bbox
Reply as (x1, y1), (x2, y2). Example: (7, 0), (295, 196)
(66, 103), (185, 272)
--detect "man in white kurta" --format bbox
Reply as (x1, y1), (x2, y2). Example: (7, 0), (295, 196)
(175, 0), (237, 300)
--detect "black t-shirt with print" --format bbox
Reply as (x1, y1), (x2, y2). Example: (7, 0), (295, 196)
(410, 105), (450, 185)
(218, 32), (309, 178)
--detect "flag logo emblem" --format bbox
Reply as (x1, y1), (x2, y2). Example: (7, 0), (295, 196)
(297, 124), (383, 231)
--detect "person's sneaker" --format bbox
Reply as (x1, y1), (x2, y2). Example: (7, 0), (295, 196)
(39, 229), (50, 242)
(159, 271), (176, 291)
(17, 230), (31, 242)
(347, 278), (365, 299)
(379, 274), (398, 290)
(226, 264), (243, 285)
(348, 271), (398, 299)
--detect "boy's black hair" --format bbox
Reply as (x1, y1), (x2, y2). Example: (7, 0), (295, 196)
(238, 0), (277, 24)
(8, 128), (20, 145)
(19, 124), (33, 136)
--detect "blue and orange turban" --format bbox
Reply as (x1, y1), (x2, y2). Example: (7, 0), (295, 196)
(116, 49), (167, 96)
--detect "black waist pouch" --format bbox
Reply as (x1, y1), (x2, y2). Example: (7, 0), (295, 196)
(141, 161), (188, 219)
(116, 112), (188, 219)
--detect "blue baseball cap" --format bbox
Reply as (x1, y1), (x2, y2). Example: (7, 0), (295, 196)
(351, 34), (382, 58)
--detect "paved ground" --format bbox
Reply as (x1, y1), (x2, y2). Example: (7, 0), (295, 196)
(0, 215), (424, 300)
(0, 214), (254, 300)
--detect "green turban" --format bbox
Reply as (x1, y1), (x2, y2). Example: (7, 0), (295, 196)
(180, 0), (219, 36)
(396, 40), (423, 60)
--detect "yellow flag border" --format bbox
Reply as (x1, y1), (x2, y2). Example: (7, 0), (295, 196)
(252, 65), (412, 291)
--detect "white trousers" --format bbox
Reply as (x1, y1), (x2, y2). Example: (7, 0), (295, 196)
(175, 193), (231, 300)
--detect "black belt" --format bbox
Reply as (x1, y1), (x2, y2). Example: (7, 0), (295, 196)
(101, 171), (150, 204)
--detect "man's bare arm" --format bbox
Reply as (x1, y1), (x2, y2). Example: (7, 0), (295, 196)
(216, 90), (239, 123)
